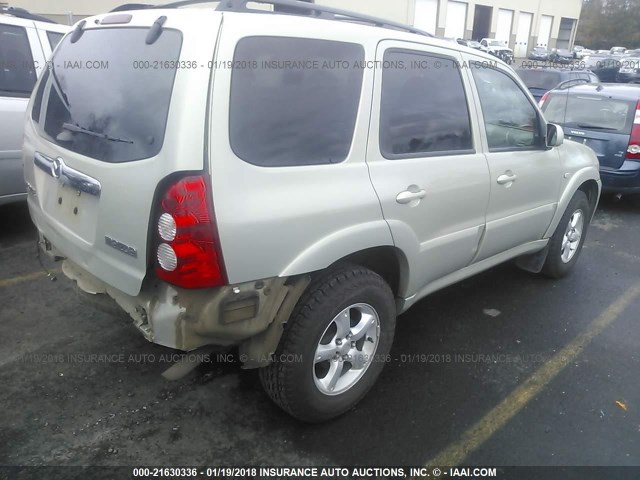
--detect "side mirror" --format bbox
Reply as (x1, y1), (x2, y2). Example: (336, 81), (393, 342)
(546, 123), (564, 148)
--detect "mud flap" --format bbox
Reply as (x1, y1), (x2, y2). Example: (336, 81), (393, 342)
(239, 275), (311, 369)
(515, 245), (550, 273)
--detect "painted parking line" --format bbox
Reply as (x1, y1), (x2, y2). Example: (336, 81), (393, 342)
(0, 270), (57, 288)
(427, 283), (640, 467)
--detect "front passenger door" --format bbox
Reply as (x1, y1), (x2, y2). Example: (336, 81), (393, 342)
(468, 62), (563, 261)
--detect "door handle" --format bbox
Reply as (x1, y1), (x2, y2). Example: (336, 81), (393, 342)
(396, 189), (426, 204)
(497, 172), (517, 185)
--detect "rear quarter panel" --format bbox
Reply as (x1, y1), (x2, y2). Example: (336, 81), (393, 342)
(208, 14), (392, 284)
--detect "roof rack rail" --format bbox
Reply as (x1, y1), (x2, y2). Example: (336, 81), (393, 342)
(556, 78), (593, 90)
(110, 3), (155, 12)
(0, 6), (57, 23)
(153, 0), (433, 38)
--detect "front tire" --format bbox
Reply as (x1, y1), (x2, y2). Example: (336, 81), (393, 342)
(259, 265), (396, 423)
(542, 190), (591, 278)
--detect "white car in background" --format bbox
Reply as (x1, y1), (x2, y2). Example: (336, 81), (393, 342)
(0, 7), (69, 206)
(479, 37), (513, 64)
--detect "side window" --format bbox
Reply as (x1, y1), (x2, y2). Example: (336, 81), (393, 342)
(47, 31), (64, 50)
(471, 65), (542, 151)
(380, 50), (473, 158)
(0, 23), (36, 97)
(229, 37), (364, 167)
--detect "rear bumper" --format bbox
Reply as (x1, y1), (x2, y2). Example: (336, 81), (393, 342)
(600, 161), (640, 193)
(40, 236), (309, 361)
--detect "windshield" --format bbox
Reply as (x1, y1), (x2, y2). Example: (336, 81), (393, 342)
(39, 28), (182, 163)
(542, 94), (635, 133)
(516, 70), (562, 90)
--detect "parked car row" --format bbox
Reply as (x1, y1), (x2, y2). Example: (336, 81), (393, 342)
(454, 38), (513, 64)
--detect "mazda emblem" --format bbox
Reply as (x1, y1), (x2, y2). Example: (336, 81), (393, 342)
(51, 158), (64, 179)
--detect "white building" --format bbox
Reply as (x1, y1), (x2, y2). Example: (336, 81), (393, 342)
(5, 0), (583, 54)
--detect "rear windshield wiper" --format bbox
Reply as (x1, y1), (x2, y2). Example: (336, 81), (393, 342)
(62, 122), (134, 144)
(573, 124), (619, 131)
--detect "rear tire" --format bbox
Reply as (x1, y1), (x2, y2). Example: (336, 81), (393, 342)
(259, 264), (396, 423)
(542, 190), (591, 278)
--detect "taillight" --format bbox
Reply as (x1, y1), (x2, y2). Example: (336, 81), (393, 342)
(539, 91), (549, 108)
(154, 175), (227, 288)
(627, 100), (640, 161)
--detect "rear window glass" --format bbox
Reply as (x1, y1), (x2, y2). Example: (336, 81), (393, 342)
(0, 23), (36, 97)
(542, 94), (635, 133)
(40, 28), (182, 163)
(229, 37), (364, 167)
(516, 69), (562, 90)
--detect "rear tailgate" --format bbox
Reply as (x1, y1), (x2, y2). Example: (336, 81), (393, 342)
(564, 129), (630, 170)
(542, 92), (634, 170)
(23, 9), (221, 296)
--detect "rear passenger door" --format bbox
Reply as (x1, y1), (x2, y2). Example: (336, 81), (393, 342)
(465, 59), (563, 261)
(366, 41), (491, 298)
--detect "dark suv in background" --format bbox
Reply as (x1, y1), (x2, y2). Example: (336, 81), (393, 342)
(540, 83), (640, 200)
(515, 67), (599, 102)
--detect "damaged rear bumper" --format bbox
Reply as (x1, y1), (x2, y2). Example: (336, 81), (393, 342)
(58, 256), (309, 367)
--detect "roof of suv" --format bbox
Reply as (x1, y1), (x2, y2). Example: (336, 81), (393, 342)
(99, 0), (504, 64)
(0, 6), (57, 24)
(549, 83), (640, 100)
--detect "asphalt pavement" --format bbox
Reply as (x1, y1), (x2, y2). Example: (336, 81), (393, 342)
(0, 195), (639, 470)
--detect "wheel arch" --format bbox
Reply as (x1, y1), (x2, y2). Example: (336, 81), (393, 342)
(577, 179), (600, 221)
(544, 168), (601, 238)
(279, 221), (413, 302)
(328, 245), (410, 301)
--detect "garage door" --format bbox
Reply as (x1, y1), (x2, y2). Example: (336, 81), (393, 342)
(514, 11), (532, 57)
(557, 17), (575, 50)
(495, 9), (513, 45)
(414, 0), (438, 35)
(444, 1), (467, 39)
(537, 15), (553, 48)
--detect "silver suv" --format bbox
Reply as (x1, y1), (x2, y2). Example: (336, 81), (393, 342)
(0, 7), (68, 205)
(24, 0), (601, 422)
